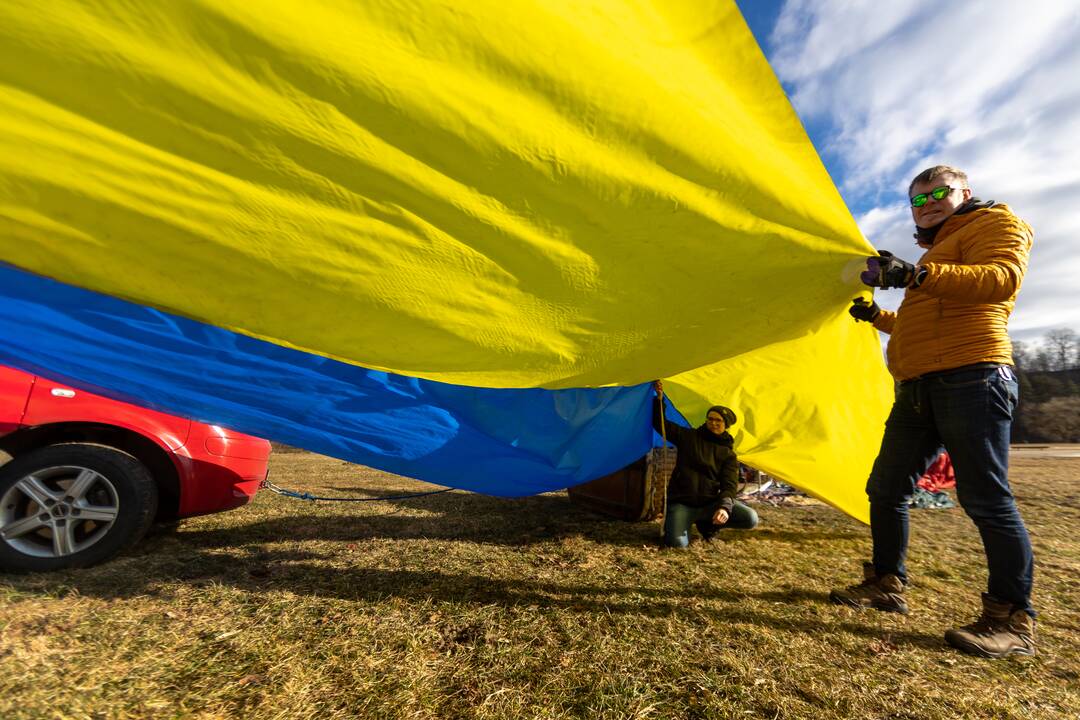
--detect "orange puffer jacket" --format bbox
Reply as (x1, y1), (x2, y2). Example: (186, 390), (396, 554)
(872, 204), (1033, 381)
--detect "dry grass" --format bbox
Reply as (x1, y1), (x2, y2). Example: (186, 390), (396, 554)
(2, 452), (1078, 719)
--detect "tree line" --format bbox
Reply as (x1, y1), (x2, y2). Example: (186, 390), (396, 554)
(1010, 328), (1080, 443)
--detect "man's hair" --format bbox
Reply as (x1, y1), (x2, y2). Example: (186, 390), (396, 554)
(909, 165), (969, 195)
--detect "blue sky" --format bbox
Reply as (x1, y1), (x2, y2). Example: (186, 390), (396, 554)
(735, 1), (1080, 343)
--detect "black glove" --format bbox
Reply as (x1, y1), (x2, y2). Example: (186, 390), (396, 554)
(848, 297), (881, 323)
(860, 250), (917, 289)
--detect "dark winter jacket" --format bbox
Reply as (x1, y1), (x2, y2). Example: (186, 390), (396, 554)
(653, 399), (739, 511)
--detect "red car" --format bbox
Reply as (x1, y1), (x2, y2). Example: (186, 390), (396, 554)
(0, 365), (271, 571)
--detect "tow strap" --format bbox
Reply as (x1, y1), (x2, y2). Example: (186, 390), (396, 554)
(259, 478), (452, 503)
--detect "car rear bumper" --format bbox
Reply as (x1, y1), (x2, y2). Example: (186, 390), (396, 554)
(174, 435), (272, 517)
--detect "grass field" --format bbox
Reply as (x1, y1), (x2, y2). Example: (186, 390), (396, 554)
(2, 451), (1078, 719)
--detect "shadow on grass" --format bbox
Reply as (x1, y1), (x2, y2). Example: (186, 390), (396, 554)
(156, 491), (861, 550)
(0, 480), (912, 648)
(0, 497), (927, 651)
(8, 552), (942, 650)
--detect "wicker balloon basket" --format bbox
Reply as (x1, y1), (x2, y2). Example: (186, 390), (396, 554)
(641, 446), (677, 521)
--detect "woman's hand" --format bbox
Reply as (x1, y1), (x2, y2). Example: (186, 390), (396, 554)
(712, 508), (730, 526)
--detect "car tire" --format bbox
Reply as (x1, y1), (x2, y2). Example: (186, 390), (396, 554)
(0, 444), (158, 571)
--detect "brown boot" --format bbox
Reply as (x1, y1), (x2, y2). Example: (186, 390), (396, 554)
(944, 594), (1036, 658)
(829, 562), (908, 614)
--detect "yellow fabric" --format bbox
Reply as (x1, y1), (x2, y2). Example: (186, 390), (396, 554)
(873, 205), (1033, 381)
(665, 311), (891, 524)
(3, 0), (865, 386)
(0, 0), (894, 520)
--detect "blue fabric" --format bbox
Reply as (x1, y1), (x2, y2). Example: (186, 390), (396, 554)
(0, 264), (652, 496)
(867, 365), (1034, 613)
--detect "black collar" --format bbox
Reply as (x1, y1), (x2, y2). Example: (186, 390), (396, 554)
(696, 426), (734, 447)
(913, 198), (995, 246)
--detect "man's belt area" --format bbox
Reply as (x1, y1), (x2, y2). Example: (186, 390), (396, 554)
(899, 362), (1012, 385)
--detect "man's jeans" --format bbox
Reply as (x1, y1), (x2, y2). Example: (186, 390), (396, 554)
(664, 499), (758, 548)
(867, 364), (1034, 614)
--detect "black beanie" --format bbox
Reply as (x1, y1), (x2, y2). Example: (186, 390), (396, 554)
(706, 405), (737, 428)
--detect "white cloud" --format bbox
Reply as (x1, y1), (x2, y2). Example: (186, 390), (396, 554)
(767, 0), (1080, 338)
(854, 204), (907, 247)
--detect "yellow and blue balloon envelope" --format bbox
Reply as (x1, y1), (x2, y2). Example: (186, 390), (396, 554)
(0, 0), (892, 520)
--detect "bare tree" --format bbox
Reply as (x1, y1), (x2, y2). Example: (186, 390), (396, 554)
(1011, 339), (1030, 369)
(1031, 346), (1054, 372)
(1045, 328), (1079, 371)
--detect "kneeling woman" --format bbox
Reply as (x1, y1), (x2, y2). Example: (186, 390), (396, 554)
(653, 381), (758, 548)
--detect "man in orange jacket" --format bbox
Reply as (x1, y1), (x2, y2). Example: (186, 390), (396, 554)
(830, 165), (1036, 658)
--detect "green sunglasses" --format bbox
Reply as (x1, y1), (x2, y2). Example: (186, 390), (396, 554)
(910, 185), (955, 207)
